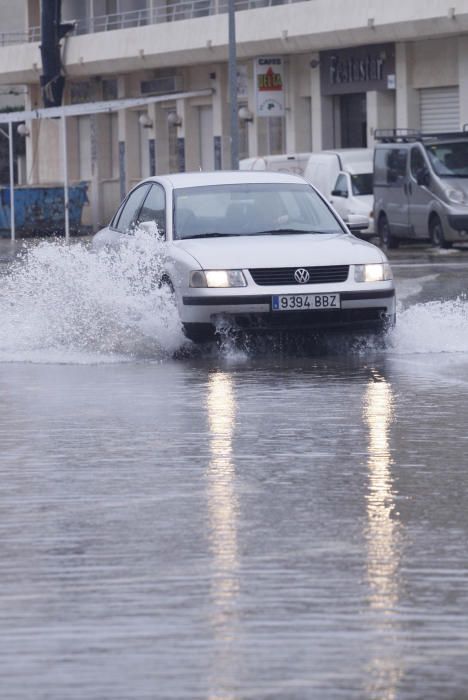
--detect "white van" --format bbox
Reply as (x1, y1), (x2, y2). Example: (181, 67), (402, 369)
(240, 149), (374, 235)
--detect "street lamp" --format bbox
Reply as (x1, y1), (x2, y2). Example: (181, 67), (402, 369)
(228, 0), (239, 169)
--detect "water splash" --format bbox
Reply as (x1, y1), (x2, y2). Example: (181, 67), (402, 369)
(0, 229), (187, 363)
(1, 231), (468, 363)
(387, 297), (468, 355)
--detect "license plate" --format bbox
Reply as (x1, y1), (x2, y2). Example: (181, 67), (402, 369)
(272, 293), (340, 311)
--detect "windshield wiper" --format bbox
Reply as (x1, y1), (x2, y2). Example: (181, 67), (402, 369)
(252, 228), (339, 235)
(179, 232), (241, 239)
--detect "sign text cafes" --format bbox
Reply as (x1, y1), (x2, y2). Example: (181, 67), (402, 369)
(320, 43), (396, 96)
(255, 57), (285, 117)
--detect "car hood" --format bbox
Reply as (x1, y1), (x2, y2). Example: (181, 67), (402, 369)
(175, 233), (385, 269)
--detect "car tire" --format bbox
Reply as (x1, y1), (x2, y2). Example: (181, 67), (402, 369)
(378, 214), (399, 249)
(429, 215), (452, 249)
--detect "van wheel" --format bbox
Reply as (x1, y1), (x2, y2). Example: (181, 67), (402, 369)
(429, 215), (452, 249)
(378, 214), (399, 249)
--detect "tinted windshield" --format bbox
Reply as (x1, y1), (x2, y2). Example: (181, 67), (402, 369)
(425, 141), (468, 178)
(173, 183), (343, 240)
(351, 173), (373, 196)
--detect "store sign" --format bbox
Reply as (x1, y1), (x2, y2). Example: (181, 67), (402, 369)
(255, 57), (285, 117)
(320, 43), (395, 96)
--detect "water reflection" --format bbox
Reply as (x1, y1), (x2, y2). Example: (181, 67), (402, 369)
(205, 372), (240, 699)
(364, 372), (402, 699)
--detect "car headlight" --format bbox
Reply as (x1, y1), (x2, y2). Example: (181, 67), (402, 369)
(189, 269), (247, 288)
(354, 263), (393, 283)
(447, 188), (466, 204)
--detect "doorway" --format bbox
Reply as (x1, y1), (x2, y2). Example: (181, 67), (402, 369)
(339, 93), (367, 147)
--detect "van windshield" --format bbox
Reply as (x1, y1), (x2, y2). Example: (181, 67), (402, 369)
(351, 173), (373, 195)
(425, 141), (468, 178)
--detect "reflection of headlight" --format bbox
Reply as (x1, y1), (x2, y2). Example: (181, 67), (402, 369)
(190, 270), (247, 288)
(447, 188), (466, 204)
(355, 263), (393, 283)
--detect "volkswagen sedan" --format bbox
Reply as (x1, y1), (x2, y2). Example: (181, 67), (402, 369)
(92, 171), (395, 341)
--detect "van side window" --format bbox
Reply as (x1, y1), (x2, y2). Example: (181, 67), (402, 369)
(139, 184), (166, 238)
(410, 147), (427, 180)
(333, 174), (348, 197)
(374, 148), (407, 186)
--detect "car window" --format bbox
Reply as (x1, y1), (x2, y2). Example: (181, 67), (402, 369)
(374, 147), (407, 187)
(139, 184), (166, 237)
(114, 184), (151, 233)
(410, 146), (427, 180)
(350, 173), (373, 196)
(333, 174), (348, 196)
(173, 183), (343, 239)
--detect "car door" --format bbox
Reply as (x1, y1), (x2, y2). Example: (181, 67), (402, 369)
(329, 172), (349, 220)
(385, 147), (411, 236)
(408, 145), (433, 238)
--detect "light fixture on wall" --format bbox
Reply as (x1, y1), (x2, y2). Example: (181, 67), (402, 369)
(138, 113), (153, 128)
(367, 17), (375, 29)
(238, 106), (254, 122)
(167, 111), (182, 127)
(17, 124), (30, 137)
(309, 58), (320, 69)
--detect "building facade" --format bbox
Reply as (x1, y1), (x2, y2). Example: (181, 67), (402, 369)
(1, 0), (468, 230)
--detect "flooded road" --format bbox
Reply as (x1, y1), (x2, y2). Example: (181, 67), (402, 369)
(0, 237), (468, 699)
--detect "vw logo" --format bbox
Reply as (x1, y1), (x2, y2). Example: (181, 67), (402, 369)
(294, 268), (310, 284)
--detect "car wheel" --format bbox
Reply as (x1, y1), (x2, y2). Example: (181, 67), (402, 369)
(429, 215), (452, 249)
(378, 214), (399, 249)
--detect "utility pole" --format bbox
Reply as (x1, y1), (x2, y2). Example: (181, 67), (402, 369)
(228, 0), (239, 169)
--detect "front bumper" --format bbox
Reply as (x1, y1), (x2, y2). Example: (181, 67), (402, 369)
(181, 288), (396, 339)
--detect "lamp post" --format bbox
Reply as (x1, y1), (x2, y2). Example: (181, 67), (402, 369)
(228, 0), (239, 169)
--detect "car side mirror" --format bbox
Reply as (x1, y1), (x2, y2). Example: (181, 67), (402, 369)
(331, 189), (348, 198)
(416, 168), (430, 187)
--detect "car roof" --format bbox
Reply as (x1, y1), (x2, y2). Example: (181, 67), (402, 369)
(144, 170), (308, 189)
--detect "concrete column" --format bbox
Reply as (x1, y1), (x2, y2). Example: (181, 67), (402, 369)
(24, 85), (40, 183)
(367, 91), (396, 148)
(117, 76), (140, 195)
(395, 42), (419, 130)
(285, 56), (311, 153)
(247, 60), (259, 157)
(458, 36), (468, 128)
(211, 65), (230, 169)
(310, 53), (320, 150)
(176, 97), (199, 172)
(148, 103), (171, 174)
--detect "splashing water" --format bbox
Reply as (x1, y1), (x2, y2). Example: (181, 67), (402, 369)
(387, 297), (468, 355)
(0, 229), (187, 363)
(1, 229), (468, 363)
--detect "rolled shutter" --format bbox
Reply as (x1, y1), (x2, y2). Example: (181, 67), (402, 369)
(419, 86), (460, 132)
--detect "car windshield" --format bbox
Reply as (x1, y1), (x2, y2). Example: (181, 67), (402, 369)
(351, 173), (373, 196)
(425, 141), (468, 178)
(173, 183), (343, 240)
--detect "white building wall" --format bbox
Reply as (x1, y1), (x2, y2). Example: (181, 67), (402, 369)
(3, 0), (468, 229)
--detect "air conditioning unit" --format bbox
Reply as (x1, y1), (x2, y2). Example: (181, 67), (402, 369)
(140, 75), (183, 96)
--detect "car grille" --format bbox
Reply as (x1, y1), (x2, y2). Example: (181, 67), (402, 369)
(249, 265), (349, 286)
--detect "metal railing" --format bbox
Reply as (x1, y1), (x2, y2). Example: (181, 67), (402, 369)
(0, 0), (303, 46)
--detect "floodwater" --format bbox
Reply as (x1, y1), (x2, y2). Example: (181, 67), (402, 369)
(0, 235), (468, 699)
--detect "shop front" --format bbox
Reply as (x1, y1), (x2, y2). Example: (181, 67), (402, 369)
(320, 43), (396, 148)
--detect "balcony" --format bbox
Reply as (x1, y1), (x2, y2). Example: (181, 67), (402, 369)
(0, 0), (304, 46)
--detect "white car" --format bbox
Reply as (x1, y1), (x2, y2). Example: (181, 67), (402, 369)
(92, 171), (395, 341)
